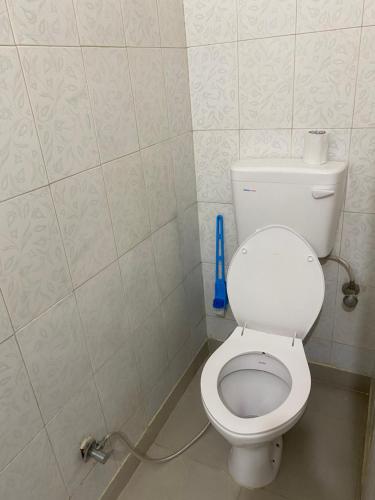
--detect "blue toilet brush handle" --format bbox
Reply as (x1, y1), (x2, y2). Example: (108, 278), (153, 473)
(213, 215), (228, 310)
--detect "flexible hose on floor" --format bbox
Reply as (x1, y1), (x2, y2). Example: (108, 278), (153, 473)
(99, 422), (211, 464)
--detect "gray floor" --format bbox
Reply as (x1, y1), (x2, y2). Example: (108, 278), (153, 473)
(118, 366), (368, 500)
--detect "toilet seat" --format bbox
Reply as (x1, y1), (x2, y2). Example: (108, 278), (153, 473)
(201, 327), (311, 437)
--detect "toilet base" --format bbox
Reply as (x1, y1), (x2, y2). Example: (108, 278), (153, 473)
(228, 436), (283, 489)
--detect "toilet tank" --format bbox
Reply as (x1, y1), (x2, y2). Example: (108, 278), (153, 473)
(231, 158), (348, 257)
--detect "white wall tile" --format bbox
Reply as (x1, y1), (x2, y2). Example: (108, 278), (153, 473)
(170, 133), (196, 214)
(128, 48), (169, 148)
(202, 261), (234, 319)
(0, 337), (43, 472)
(46, 379), (107, 494)
(17, 295), (91, 423)
(163, 48), (192, 136)
(75, 262), (131, 371)
(184, 0), (237, 46)
(152, 219), (184, 298)
(0, 187), (71, 330)
(0, 0), (13, 44)
(331, 342), (375, 376)
(189, 43), (238, 130)
(122, 0), (160, 47)
(239, 36), (294, 129)
(84, 47), (139, 163)
(157, 0), (186, 47)
(161, 284), (190, 359)
(184, 264), (205, 328)
(292, 129), (350, 161)
(195, 130), (239, 204)
(297, 0), (363, 32)
(364, 0), (375, 25)
(21, 47), (99, 183)
(103, 152), (150, 256)
(0, 430), (67, 500)
(240, 129), (291, 159)
(309, 280), (337, 341)
(0, 292), (12, 342)
(353, 27), (375, 128)
(51, 168), (117, 288)
(178, 203), (201, 275)
(346, 129), (375, 213)
(0, 47), (46, 202)
(74, 0), (125, 46)
(119, 237), (160, 330)
(238, 0), (296, 40)
(206, 315), (236, 341)
(294, 29), (361, 128)
(7, 0), (78, 45)
(305, 337), (331, 365)
(190, 318), (207, 355)
(142, 142), (177, 230)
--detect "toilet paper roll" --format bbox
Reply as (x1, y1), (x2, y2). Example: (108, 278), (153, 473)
(303, 130), (328, 165)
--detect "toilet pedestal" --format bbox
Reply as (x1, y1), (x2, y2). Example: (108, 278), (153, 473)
(228, 436), (283, 489)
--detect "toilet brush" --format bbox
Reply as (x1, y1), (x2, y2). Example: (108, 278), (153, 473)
(213, 214), (228, 311)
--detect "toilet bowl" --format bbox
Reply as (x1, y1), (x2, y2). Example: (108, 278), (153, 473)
(200, 225), (324, 489)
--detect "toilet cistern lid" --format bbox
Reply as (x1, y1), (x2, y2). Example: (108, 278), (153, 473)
(227, 225), (325, 340)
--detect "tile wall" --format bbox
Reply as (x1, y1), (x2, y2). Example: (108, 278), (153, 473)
(0, 0), (205, 498)
(184, 0), (375, 376)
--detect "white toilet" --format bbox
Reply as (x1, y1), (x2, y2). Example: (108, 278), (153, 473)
(200, 158), (348, 489)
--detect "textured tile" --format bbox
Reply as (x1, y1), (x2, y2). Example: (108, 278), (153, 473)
(161, 284), (190, 359)
(184, 0), (237, 46)
(75, 262), (131, 371)
(178, 203), (201, 275)
(163, 48), (192, 136)
(195, 130), (239, 204)
(0, 0), (13, 44)
(128, 48), (169, 148)
(122, 0), (160, 47)
(0, 430), (67, 500)
(298, 0), (363, 32)
(152, 219), (183, 298)
(190, 318), (207, 355)
(0, 187), (71, 330)
(51, 168), (116, 288)
(206, 315), (237, 341)
(103, 152), (150, 256)
(239, 36), (294, 129)
(17, 294), (91, 423)
(240, 130), (291, 159)
(21, 47), (99, 183)
(0, 292), (12, 342)
(305, 337), (331, 365)
(330, 342), (375, 376)
(364, 0), (375, 25)
(46, 379), (107, 494)
(189, 43), (238, 130)
(309, 279), (337, 341)
(157, 0), (186, 47)
(353, 27), (375, 127)
(170, 133), (196, 214)
(119, 238), (160, 330)
(346, 129), (375, 213)
(7, 0), (79, 45)
(184, 265), (205, 328)
(84, 47), (138, 163)
(0, 47), (46, 202)
(294, 29), (361, 128)
(74, 0), (125, 46)
(238, 0), (296, 40)
(0, 337), (43, 472)
(142, 142), (177, 230)
(292, 129), (350, 161)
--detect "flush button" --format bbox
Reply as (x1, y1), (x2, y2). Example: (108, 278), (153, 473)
(241, 248), (247, 254)
(307, 256), (313, 262)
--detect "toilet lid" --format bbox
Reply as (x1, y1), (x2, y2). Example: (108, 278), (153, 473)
(227, 225), (324, 339)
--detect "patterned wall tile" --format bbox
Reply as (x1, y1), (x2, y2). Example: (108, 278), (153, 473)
(195, 130), (239, 203)
(103, 152), (150, 256)
(84, 47), (138, 163)
(363, 0), (375, 25)
(74, 0), (125, 46)
(170, 133), (196, 214)
(305, 337), (331, 365)
(0, 0), (13, 44)
(161, 284), (190, 359)
(184, 0), (237, 46)
(189, 43), (238, 130)
(309, 280), (337, 341)
(51, 168), (116, 288)
(240, 129), (291, 159)
(75, 262), (131, 372)
(0, 187), (71, 330)
(330, 342), (375, 376)
(17, 294), (91, 423)
(128, 48), (169, 148)
(21, 47), (99, 183)
(122, 0), (160, 47)
(163, 48), (192, 136)
(7, 0), (79, 45)
(297, 0), (363, 32)
(239, 36), (294, 129)
(142, 142), (177, 230)
(346, 129), (375, 214)
(0, 47), (46, 202)
(238, 0), (296, 40)
(0, 292), (12, 342)
(353, 27), (375, 128)
(157, 0), (186, 47)
(0, 337), (43, 472)
(294, 29), (361, 128)
(292, 129), (350, 161)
